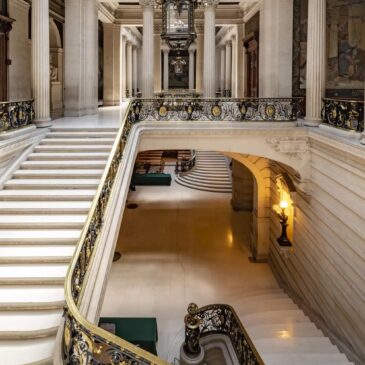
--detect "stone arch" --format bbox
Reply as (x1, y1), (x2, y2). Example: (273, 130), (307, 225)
(49, 18), (62, 48)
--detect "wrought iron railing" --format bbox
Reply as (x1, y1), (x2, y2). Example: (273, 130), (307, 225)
(183, 303), (264, 365)
(0, 99), (35, 133)
(62, 97), (300, 365)
(322, 98), (364, 132)
(133, 97), (303, 122)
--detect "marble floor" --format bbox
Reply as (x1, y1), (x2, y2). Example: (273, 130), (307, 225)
(101, 167), (280, 360)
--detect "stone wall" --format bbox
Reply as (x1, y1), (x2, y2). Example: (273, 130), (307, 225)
(231, 159), (254, 211)
(269, 133), (365, 364)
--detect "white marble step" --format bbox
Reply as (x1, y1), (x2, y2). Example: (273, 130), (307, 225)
(0, 229), (80, 244)
(4, 179), (100, 190)
(21, 160), (106, 169)
(0, 201), (91, 214)
(190, 170), (230, 176)
(246, 322), (323, 339)
(255, 337), (339, 354)
(0, 190), (95, 201)
(0, 286), (64, 304)
(263, 353), (352, 365)
(34, 145), (112, 152)
(28, 152), (109, 161)
(0, 264), (68, 278)
(46, 131), (117, 138)
(0, 310), (62, 331)
(180, 175), (231, 186)
(0, 245), (75, 258)
(175, 179), (232, 193)
(40, 138), (114, 145)
(240, 310), (310, 327)
(0, 215), (86, 229)
(177, 177), (231, 190)
(234, 298), (298, 316)
(196, 161), (228, 165)
(0, 337), (55, 365)
(12, 169), (104, 179)
(50, 127), (118, 132)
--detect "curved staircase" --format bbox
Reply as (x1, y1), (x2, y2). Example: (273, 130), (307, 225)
(167, 289), (354, 365)
(0, 127), (117, 365)
(175, 151), (232, 193)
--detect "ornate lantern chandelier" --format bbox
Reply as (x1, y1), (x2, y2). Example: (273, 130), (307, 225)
(159, 0), (198, 50)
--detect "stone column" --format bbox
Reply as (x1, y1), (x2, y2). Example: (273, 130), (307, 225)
(140, 0), (154, 97)
(195, 25), (204, 93)
(225, 40), (232, 94)
(220, 46), (225, 93)
(154, 30), (161, 93)
(304, 0), (326, 126)
(65, 0), (98, 116)
(231, 34), (237, 97)
(361, 81), (365, 144)
(31, 0), (51, 126)
(188, 46), (195, 90)
(103, 24), (121, 106)
(203, 0), (218, 97)
(132, 46), (138, 96)
(163, 48), (169, 91)
(121, 34), (127, 100)
(126, 42), (133, 97)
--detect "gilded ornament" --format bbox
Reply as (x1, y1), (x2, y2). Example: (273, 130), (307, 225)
(211, 105), (222, 117)
(159, 105), (168, 117)
(265, 104), (275, 117)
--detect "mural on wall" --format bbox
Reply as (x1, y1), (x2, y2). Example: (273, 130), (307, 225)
(292, 0), (364, 98)
(168, 50), (189, 89)
(326, 0), (365, 93)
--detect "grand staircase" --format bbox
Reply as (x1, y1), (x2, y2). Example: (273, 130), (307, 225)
(0, 127), (117, 365)
(175, 151), (232, 193)
(168, 289), (354, 365)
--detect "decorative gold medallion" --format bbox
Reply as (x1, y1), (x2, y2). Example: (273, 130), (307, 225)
(135, 106), (140, 115)
(212, 105), (222, 117)
(64, 321), (71, 347)
(187, 105), (193, 114)
(265, 105), (275, 117)
(240, 105), (246, 115)
(159, 105), (168, 117)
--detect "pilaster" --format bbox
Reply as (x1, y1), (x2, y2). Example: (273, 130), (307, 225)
(162, 47), (169, 91)
(188, 45), (196, 90)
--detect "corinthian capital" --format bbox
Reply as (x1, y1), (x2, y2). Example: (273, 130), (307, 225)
(202, 0), (219, 8)
(139, 0), (155, 8)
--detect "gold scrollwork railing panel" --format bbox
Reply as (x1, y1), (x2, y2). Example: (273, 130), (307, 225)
(63, 98), (300, 365)
(0, 99), (35, 133)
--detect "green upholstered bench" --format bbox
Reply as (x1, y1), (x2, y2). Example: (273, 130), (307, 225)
(98, 317), (158, 355)
(131, 173), (172, 186)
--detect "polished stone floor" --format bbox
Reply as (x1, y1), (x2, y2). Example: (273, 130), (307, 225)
(101, 168), (279, 360)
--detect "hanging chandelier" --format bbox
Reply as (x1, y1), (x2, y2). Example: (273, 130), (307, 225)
(159, 0), (198, 50)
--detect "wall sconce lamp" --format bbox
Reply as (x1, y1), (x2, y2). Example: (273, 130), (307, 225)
(273, 200), (292, 247)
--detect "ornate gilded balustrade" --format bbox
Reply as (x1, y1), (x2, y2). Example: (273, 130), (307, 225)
(133, 97), (303, 122)
(322, 98), (364, 132)
(184, 303), (264, 365)
(0, 99), (35, 133)
(62, 97), (299, 365)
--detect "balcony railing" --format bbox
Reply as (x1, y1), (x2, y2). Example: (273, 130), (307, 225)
(132, 97), (304, 122)
(183, 303), (264, 365)
(0, 99), (35, 133)
(62, 98), (300, 365)
(322, 98), (364, 132)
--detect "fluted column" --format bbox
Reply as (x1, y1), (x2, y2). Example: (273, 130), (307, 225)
(126, 42), (133, 97)
(132, 46), (138, 96)
(140, 0), (154, 97)
(220, 46), (225, 93)
(203, 0), (218, 97)
(225, 40), (232, 94)
(162, 48), (169, 91)
(231, 34), (237, 97)
(361, 81), (365, 144)
(121, 35), (127, 100)
(31, 0), (51, 126)
(189, 47), (195, 90)
(305, 0), (326, 126)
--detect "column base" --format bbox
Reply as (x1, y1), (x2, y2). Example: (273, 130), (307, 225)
(180, 345), (205, 365)
(34, 119), (52, 128)
(303, 117), (322, 127)
(361, 133), (365, 145)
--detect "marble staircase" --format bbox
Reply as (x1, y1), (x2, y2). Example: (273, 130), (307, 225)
(175, 151), (232, 193)
(0, 127), (117, 365)
(170, 289), (353, 365)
